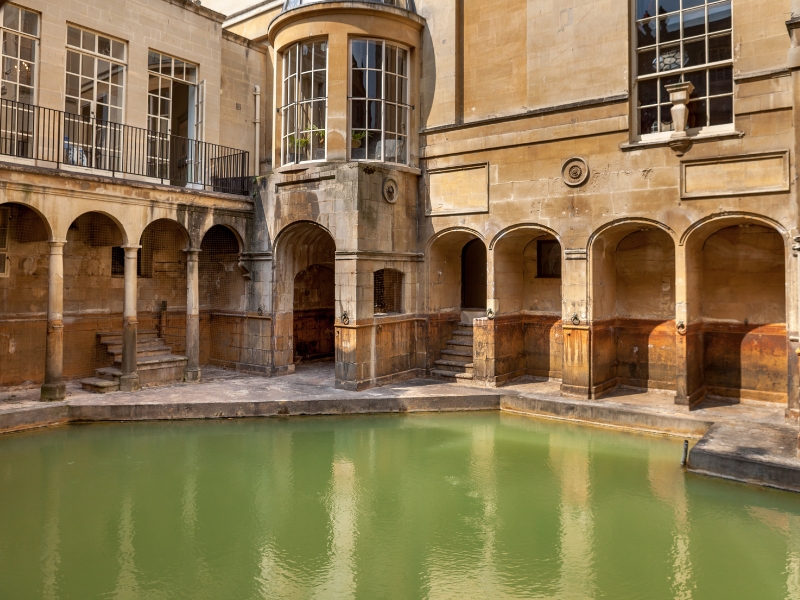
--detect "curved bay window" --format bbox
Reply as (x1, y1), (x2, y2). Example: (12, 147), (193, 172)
(350, 39), (409, 164)
(282, 40), (327, 165)
(634, 0), (732, 137)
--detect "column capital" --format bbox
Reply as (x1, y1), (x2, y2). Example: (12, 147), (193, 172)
(48, 240), (67, 250)
(121, 244), (142, 250)
(184, 247), (202, 257)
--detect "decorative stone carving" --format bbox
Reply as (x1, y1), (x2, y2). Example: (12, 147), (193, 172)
(664, 81), (694, 156)
(382, 177), (399, 203)
(561, 157), (589, 187)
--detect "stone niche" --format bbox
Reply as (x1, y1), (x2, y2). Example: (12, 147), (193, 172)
(680, 151), (789, 199)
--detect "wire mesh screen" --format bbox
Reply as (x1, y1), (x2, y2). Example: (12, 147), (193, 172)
(199, 225), (245, 368)
(63, 212), (124, 378)
(138, 220), (187, 360)
(0, 203), (49, 387)
(374, 268), (403, 314)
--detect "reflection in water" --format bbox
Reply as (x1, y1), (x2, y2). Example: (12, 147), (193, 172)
(2, 414), (800, 599)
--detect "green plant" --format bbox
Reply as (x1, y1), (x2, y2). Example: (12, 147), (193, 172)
(351, 131), (366, 142)
(310, 125), (325, 144)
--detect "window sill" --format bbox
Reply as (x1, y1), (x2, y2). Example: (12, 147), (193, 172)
(620, 130), (744, 151)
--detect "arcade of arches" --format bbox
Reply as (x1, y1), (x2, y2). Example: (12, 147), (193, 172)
(0, 199), (793, 413)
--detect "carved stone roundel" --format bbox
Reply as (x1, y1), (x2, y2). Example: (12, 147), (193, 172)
(562, 157), (590, 187)
(383, 177), (399, 203)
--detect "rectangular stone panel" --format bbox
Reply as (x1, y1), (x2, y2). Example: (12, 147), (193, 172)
(681, 151), (789, 199)
(426, 163), (489, 216)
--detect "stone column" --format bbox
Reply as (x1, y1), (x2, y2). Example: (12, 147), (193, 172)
(665, 81), (695, 156)
(560, 247), (591, 398)
(119, 245), (141, 392)
(41, 241), (66, 401)
(185, 248), (201, 383)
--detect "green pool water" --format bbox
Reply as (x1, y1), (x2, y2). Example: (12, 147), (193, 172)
(1, 413), (800, 599)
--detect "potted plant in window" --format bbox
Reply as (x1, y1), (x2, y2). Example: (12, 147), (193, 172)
(311, 125), (325, 146)
(351, 131), (366, 149)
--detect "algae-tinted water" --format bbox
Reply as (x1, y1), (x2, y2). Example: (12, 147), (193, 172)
(1, 412), (799, 599)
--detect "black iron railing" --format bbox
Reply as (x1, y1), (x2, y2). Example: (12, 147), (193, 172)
(0, 99), (250, 196)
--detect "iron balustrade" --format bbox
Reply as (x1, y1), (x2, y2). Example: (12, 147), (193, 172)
(0, 99), (251, 196)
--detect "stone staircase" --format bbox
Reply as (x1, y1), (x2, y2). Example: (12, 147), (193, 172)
(430, 320), (475, 382)
(80, 330), (188, 393)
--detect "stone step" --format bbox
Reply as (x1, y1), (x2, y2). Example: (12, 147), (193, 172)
(434, 359), (474, 373)
(97, 330), (160, 345)
(441, 348), (473, 358)
(95, 366), (122, 381)
(105, 341), (173, 359)
(80, 377), (120, 393)
(120, 354), (187, 367)
(430, 369), (475, 381)
(453, 329), (474, 337)
(446, 338), (474, 347)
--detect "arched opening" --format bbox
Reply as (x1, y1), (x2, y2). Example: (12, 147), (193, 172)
(461, 238), (487, 310)
(199, 225), (246, 369)
(137, 219), (189, 359)
(274, 222), (336, 368)
(491, 228), (562, 382)
(699, 224), (787, 402)
(0, 203), (50, 386)
(591, 225), (676, 395)
(63, 212), (125, 379)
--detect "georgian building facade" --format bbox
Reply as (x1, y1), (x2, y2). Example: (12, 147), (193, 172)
(1, 0), (799, 420)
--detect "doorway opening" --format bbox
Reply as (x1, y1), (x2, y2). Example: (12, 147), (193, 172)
(461, 238), (487, 310)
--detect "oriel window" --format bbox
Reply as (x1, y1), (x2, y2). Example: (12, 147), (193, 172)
(282, 40), (327, 165)
(350, 39), (409, 164)
(634, 0), (732, 136)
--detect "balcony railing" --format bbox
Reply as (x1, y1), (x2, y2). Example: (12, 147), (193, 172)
(0, 99), (251, 196)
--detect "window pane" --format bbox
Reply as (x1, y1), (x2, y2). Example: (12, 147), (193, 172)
(658, 14), (681, 43)
(3, 5), (18, 31)
(385, 103), (396, 134)
(384, 136), (396, 163)
(637, 78), (657, 106)
(287, 44), (297, 75)
(65, 96), (79, 115)
(352, 41), (367, 69)
(287, 74), (296, 103)
(301, 42), (312, 72)
(368, 100), (381, 130)
(148, 51), (160, 72)
(148, 95), (158, 116)
(67, 51), (80, 74)
(637, 19), (656, 47)
(658, 45), (682, 72)
(185, 64), (196, 84)
(66, 73), (80, 97)
(396, 136), (407, 164)
(709, 65), (732, 95)
(110, 85), (122, 107)
(659, 74), (680, 101)
(81, 54), (94, 77)
(398, 77), (407, 103)
(19, 36), (33, 62)
(111, 64), (123, 86)
(300, 72), (311, 101)
(398, 106), (408, 135)
(22, 10), (39, 35)
(352, 69), (366, 97)
(2, 57), (16, 82)
(313, 40), (327, 69)
(351, 130), (366, 159)
(110, 107), (122, 124)
(111, 40), (124, 61)
(708, 1), (731, 32)
(81, 78), (94, 101)
(683, 8), (705, 38)
(96, 103), (108, 122)
(312, 100), (325, 129)
(687, 99), (707, 128)
(160, 98), (169, 117)
(639, 106), (658, 134)
(298, 102), (310, 131)
(367, 40), (382, 70)
(397, 49), (407, 76)
(1, 81), (15, 100)
(160, 54), (172, 76)
(637, 49), (657, 75)
(98, 37), (111, 56)
(18, 60), (30, 85)
(174, 59), (184, 80)
(366, 70), (381, 98)
(684, 69), (706, 97)
(684, 39), (705, 67)
(684, 0), (704, 8)
(67, 26), (81, 48)
(636, 0), (656, 19)
(385, 44), (397, 73)
(18, 84), (31, 104)
(97, 81), (109, 104)
(658, 0), (679, 13)
(708, 33), (731, 62)
(98, 59), (110, 82)
(82, 31), (95, 52)
(2, 32), (18, 58)
(366, 131), (380, 159)
(352, 100), (366, 129)
(659, 103), (674, 131)
(313, 70), (326, 98)
(709, 95), (732, 125)
(385, 73), (397, 103)
(159, 77), (170, 99)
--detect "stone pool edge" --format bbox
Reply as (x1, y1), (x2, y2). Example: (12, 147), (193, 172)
(3, 392), (800, 494)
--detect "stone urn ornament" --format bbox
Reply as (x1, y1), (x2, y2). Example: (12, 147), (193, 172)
(664, 81), (694, 156)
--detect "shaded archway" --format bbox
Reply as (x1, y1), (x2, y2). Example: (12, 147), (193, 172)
(199, 225), (247, 368)
(491, 226), (563, 382)
(273, 221), (336, 369)
(63, 211), (125, 378)
(692, 223), (787, 403)
(0, 202), (51, 386)
(590, 222), (676, 396)
(462, 239), (487, 310)
(427, 229), (485, 314)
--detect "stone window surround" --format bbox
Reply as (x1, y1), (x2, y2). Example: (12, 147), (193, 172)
(632, 0), (734, 142)
(348, 37), (410, 165)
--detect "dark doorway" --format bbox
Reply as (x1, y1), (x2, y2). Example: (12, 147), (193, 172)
(170, 81), (190, 187)
(461, 238), (487, 310)
(293, 264), (335, 362)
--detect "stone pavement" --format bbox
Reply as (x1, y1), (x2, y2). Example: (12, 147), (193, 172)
(1, 361), (798, 492)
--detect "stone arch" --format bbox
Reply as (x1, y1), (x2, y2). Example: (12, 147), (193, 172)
(273, 220), (336, 368)
(426, 227), (485, 313)
(681, 213), (789, 404)
(0, 202), (54, 386)
(588, 219), (677, 396)
(197, 220), (247, 254)
(62, 211), (127, 379)
(63, 208), (131, 247)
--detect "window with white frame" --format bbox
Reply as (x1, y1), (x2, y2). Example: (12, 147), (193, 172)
(350, 39), (409, 164)
(65, 25), (126, 124)
(282, 40), (327, 165)
(1, 3), (38, 105)
(634, 0), (732, 137)
(0, 206), (9, 276)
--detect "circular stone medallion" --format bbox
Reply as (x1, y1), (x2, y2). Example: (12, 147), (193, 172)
(383, 177), (399, 203)
(561, 157), (590, 187)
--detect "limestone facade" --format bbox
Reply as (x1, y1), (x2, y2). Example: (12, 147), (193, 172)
(1, 0), (799, 419)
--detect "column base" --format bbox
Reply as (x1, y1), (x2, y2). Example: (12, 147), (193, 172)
(119, 374), (141, 392)
(184, 368), (202, 383)
(40, 381), (66, 401)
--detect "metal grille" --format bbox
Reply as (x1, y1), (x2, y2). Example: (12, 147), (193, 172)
(374, 268), (403, 314)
